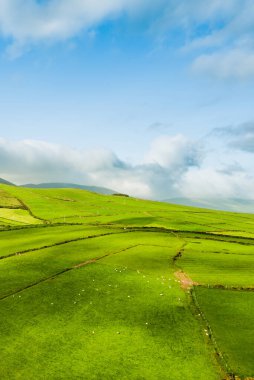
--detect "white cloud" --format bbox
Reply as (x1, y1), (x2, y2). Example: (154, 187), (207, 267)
(0, 0), (163, 57)
(212, 122), (254, 152)
(1, 0), (254, 81)
(0, 1), (244, 48)
(0, 137), (126, 183)
(1, 135), (254, 201)
(174, 1), (254, 80)
(162, 0), (237, 30)
(179, 167), (254, 200)
(145, 134), (202, 169)
(192, 49), (254, 79)
(0, 135), (201, 199)
(0, 0), (146, 43)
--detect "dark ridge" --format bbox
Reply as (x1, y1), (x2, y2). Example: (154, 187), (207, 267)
(20, 182), (116, 195)
(0, 178), (15, 186)
(112, 193), (129, 197)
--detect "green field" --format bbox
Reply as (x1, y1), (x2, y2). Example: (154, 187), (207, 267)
(194, 288), (254, 378)
(0, 184), (254, 379)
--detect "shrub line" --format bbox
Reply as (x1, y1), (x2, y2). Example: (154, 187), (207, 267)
(196, 284), (254, 292)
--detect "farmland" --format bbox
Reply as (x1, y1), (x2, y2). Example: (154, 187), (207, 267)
(0, 184), (254, 379)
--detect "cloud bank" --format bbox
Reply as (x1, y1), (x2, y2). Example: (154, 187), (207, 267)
(0, 135), (201, 199)
(178, 167), (254, 200)
(1, 134), (254, 200)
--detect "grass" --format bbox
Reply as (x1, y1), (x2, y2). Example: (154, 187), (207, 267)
(194, 287), (254, 379)
(177, 239), (254, 287)
(0, 208), (42, 225)
(0, 189), (21, 208)
(0, 224), (118, 258)
(0, 183), (254, 379)
(4, 184), (254, 234)
(0, 263), (219, 380)
(0, 232), (181, 298)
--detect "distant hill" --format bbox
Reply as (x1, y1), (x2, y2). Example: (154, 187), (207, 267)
(164, 197), (254, 213)
(21, 182), (117, 195)
(0, 178), (15, 186)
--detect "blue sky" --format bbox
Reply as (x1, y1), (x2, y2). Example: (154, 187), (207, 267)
(1, 0), (254, 199)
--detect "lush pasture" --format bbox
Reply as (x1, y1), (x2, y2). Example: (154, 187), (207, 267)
(178, 239), (254, 287)
(0, 232), (181, 298)
(102, 244), (178, 275)
(0, 256), (219, 380)
(4, 184), (254, 234)
(1, 184), (254, 379)
(0, 189), (21, 208)
(0, 208), (42, 226)
(0, 224), (117, 258)
(194, 287), (254, 378)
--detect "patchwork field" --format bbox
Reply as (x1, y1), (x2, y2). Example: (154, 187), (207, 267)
(194, 288), (254, 378)
(0, 184), (253, 379)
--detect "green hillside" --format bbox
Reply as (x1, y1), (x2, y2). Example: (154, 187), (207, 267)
(0, 184), (253, 380)
(0, 177), (15, 186)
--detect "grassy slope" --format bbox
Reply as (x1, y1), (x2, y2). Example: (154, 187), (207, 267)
(0, 225), (120, 259)
(0, 232), (179, 298)
(4, 184), (254, 233)
(194, 288), (254, 378)
(177, 238), (254, 287)
(0, 184), (254, 379)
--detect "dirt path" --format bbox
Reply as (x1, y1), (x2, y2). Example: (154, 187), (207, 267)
(174, 270), (199, 290)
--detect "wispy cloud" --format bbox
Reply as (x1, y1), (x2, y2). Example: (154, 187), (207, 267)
(192, 49), (254, 79)
(212, 122), (254, 152)
(186, 1), (254, 79)
(1, 0), (254, 82)
(0, 0), (149, 57)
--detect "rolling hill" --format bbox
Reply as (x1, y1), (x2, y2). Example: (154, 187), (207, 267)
(0, 183), (253, 380)
(21, 182), (117, 195)
(0, 177), (15, 186)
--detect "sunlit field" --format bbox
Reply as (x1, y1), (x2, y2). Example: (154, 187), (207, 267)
(1, 184), (254, 379)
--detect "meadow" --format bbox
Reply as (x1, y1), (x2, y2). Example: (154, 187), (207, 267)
(0, 184), (253, 379)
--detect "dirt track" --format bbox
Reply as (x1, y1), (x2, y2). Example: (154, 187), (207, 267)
(174, 270), (199, 290)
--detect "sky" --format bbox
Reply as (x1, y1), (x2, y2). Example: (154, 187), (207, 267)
(1, 0), (254, 200)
